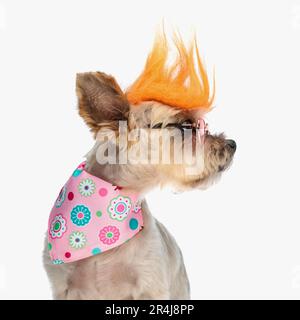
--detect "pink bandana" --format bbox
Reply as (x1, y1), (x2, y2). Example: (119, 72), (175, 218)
(47, 162), (143, 264)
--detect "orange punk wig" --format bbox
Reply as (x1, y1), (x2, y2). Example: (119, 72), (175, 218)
(126, 31), (214, 110)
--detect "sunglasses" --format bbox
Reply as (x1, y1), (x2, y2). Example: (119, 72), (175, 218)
(149, 119), (208, 132)
(148, 119), (208, 142)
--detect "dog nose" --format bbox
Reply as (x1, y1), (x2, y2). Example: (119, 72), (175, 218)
(226, 139), (236, 151)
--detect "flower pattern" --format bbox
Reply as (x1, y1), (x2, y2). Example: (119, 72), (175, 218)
(70, 205), (91, 226)
(49, 214), (67, 239)
(108, 196), (131, 221)
(78, 178), (96, 197)
(52, 259), (64, 265)
(133, 203), (142, 214)
(55, 186), (66, 208)
(99, 225), (120, 245)
(48, 162), (144, 263)
(72, 162), (85, 177)
(69, 231), (87, 249)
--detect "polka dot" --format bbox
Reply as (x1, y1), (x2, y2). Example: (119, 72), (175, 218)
(92, 248), (101, 255)
(54, 221), (61, 231)
(129, 218), (138, 230)
(65, 252), (71, 259)
(48, 243), (52, 251)
(68, 192), (74, 201)
(77, 212), (84, 219)
(96, 211), (102, 217)
(99, 188), (108, 197)
(72, 169), (82, 177)
(116, 203), (125, 212)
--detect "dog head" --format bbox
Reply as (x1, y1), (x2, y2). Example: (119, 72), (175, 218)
(76, 33), (236, 192)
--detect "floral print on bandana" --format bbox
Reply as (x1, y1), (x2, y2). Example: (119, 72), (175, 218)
(107, 196), (132, 221)
(72, 162), (86, 177)
(69, 231), (87, 249)
(48, 162), (143, 264)
(99, 226), (120, 245)
(49, 214), (67, 239)
(78, 178), (96, 197)
(70, 205), (91, 226)
(133, 203), (142, 214)
(55, 186), (66, 208)
(52, 259), (64, 265)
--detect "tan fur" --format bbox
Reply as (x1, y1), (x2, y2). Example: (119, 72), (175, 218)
(44, 72), (235, 299)
(76, 72), (129, 135)
(44, 201), (189, 299)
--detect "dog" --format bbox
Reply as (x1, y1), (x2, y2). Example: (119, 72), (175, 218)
(43, 32), (236, 299)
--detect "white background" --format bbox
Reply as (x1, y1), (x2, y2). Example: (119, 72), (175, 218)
(0, 0), (300, 299)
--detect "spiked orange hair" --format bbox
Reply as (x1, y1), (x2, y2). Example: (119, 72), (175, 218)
(126, 31), (214, 110)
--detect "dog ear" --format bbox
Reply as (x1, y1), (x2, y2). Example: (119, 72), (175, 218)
(76, 72), (130, 133)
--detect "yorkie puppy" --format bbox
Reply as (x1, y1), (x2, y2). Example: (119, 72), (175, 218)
(44, 31), (236, 299)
